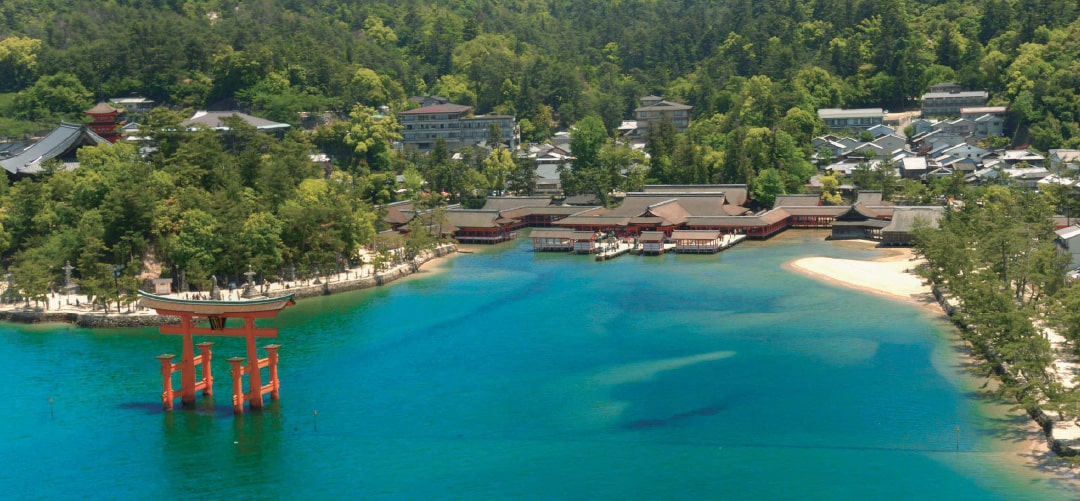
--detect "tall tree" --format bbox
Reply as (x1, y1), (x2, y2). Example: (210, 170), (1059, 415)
(564, 114), (609, 198)
(13, 72), (92, 121)
(345, 104), (402, 173)
(0, 36), (41, 92)
(482, 147), (513, 195)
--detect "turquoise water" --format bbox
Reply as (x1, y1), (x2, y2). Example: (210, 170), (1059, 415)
(1, 232), (1075, 499)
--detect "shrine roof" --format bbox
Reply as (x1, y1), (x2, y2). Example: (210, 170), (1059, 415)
(86, 102), (122, 115)
(1, 122), (110, 175)
(671, 230), (721, 240)
(137, 290), (295, 315)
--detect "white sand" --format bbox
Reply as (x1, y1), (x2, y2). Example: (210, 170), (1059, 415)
(789, 244), (1080, 485)
(787, 246), (936, 307)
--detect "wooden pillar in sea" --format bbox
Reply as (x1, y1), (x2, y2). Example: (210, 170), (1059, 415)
(138, 291), (295, 414)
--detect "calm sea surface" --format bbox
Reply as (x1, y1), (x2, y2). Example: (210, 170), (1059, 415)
(1, 231), (1076, 499)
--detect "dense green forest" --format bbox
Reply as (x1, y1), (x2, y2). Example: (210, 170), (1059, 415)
(3, 0), (1080, 308)
(3, 0), (1080, 145)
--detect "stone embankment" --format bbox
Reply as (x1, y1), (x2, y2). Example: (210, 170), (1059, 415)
(0, 243), (457, 328)
(932, 286), (1079, 458)
(0, 309), (179, 328)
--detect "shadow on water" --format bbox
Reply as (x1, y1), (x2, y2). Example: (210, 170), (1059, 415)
(949, 341), (991, 374)
(622, 402), (729, 430)
(979, 414), (1043, 444)
(329, 265), (559, 363)
(120, 398), (285, 419)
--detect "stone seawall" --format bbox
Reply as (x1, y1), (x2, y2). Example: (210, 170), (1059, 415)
(264, 243), (456, 300)
(0, 244), (457, 329)
(0, 310), (180, 328)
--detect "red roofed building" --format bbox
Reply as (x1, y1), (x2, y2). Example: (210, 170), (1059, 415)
(85, 102), (124, 143)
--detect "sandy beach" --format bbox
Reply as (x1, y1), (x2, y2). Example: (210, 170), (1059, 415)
(393, 243), (462, 281)
(785, 240), (942, 314)
(786, 239), (1080, 488)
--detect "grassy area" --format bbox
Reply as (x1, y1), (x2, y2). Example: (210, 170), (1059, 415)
(0, 93), (49, 139)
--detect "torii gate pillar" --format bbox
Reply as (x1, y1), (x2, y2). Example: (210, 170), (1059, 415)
(138, 291), (295, 414)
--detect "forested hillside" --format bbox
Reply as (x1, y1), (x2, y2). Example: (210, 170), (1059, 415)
(3, 0), (1080, 307)
(2, 0), (1080, 145)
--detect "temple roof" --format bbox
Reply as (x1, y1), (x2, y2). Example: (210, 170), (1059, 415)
(1, 122), (110, 175)
(481, 196), (553, 211)
(86, 102), (122, 115)
(382, 201), (416, 225)
(671, 230), (720, 240)
(555, 215), (632, 227)
(638, 231), (667, 242)
(685, 209), (790, 227)
(500, 205), (586, 219)
(571, 231), (599, 240)
(444, 209), (515, 229)
(530, 228), (574, 239)
(774, 194), (821, 208)
(882, 207), (945, 233)
(182, 110), (290, 131)
(835, 203), (883, 221)
(639, 184), (748, 206)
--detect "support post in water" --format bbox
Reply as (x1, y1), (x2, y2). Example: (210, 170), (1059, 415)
(139, 291), (294, 415)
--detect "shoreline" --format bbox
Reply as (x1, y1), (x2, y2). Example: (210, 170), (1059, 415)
(0, 243), (458, 328)
(784, 240), (944, 316)
(785, 241), (1080, 488)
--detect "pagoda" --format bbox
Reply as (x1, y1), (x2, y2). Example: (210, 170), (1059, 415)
(84, 102), (123, 143)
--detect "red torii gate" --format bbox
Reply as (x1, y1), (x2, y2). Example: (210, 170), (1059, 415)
(138, 291), (295, 414)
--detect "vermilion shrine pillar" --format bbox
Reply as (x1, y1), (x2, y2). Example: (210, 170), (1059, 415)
(139, 291), (294, 415)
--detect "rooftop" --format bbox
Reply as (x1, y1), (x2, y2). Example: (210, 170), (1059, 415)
(960, 106), (1007, 114)
(400, 104), (473, 115)
(1, 122), (110, 175)
(183, 111), (289, 130)
(634, 100), (692, 112)
(817, 108), (886, 119)
(922, 90), (988, 100)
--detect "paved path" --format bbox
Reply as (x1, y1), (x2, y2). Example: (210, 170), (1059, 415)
(0, 246), (451, 317)
(1043, 325), (1080, 443)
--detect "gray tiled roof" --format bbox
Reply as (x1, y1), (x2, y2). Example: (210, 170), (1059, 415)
(638, 231), (666, 242)
(444, 209), (510, 229)
(481, 196), (553, 211)
(671, 230), (720, 240)
(182, 111), (289, 130)
(614, 192), (731, 217)
(1, 122), (110, 175)
(773, 194), (821, 208)
(400, 103), (472, 115)
(530, 228), (574, 239)
(883, 208), (945, 233)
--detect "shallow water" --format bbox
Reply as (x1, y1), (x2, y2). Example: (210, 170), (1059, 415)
(1, 232), (1075, 499)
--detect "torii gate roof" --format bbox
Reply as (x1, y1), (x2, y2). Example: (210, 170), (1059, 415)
(137, 290), (295, 317)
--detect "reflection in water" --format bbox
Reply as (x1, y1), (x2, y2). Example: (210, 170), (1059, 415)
(155, 400), (283, 493)
(232, 402), (284, 459)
